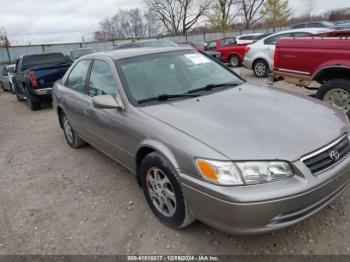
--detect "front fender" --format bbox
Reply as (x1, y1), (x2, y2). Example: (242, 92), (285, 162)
(136, 139), (180, 169)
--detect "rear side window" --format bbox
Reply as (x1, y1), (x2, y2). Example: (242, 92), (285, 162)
(293, 32), (313, 37)
(67, 60), (91, 93)
(88, 60), (119, 97)
(221, 37), (236, 47)
(239, 36), (253, 40)
(264, 33), (293, 45)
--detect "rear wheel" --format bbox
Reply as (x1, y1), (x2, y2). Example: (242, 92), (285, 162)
(316, 79), (350, 117)
(229, 55), (240, 67)
(14, 84), (25, 102)
(1, 82), (6, 91)
(10, 83), (15, 94)
(141, 152), (194, 229)
(253, 59), (269, 78)
(61, 112), (86, 148)
(25, 86), (41, 111)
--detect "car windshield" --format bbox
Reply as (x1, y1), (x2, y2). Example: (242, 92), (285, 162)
(71, 49), (94, 60)
(118, 51), (242, 104)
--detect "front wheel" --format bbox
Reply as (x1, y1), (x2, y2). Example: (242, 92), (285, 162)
(141, 152), (194, 229)
(253, 59), (269, 78)
(316, 79), (350, 117)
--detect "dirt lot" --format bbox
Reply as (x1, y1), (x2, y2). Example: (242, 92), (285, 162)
(0, 68), (350, 255)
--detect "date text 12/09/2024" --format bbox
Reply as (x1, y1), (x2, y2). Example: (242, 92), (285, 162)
(127, 255), (219, 261)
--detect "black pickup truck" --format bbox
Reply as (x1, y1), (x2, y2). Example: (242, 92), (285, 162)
(13, 52), (72, 111)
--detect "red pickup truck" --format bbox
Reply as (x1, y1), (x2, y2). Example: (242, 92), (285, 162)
(273, 35), (350, 115)
(205, 36), (248, 67)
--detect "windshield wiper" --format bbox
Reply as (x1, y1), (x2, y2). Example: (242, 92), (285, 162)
(187, 82), (239, 94)
(138, 93), (200, 104)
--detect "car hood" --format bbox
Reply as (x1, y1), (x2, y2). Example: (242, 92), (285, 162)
(139, 83), (348, 161)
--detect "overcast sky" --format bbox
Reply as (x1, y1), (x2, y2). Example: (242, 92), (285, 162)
(0, 0), (349, 45)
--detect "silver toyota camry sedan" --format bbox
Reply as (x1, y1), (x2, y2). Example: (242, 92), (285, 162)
(53, 47), (350, 234)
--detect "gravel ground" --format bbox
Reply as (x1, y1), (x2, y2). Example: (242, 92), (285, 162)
(0, 68), (349, 255)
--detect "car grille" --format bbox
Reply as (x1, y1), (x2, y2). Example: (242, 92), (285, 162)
(302, 135), (350, 174)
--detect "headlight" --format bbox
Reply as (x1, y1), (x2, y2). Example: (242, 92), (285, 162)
(195, 159), (293, 186)
(235, 161), (293, 185)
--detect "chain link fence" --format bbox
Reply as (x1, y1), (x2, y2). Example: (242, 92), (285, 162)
(0, 26), (288, 66)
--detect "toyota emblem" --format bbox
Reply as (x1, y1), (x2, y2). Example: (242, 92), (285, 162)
(330, 150), (340, 161)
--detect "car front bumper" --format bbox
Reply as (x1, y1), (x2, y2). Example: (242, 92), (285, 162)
(178, 155), (350, 235)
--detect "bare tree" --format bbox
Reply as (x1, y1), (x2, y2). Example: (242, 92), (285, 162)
(146, 0), (212, 35)
(237, 0), (265, 29)
(144, 9), (164, 37)
(0, 27), (11, 47)
(209, 0), (238, 30)
(305, 0), (315, 21)
(94, 8), (150, 41)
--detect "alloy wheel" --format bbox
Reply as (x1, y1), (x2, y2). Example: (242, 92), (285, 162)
(255, 62), (267, 77)
(63, 116), (74, 144)
(146, 167), (177, 217)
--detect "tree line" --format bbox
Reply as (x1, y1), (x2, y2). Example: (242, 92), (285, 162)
(94, 0), (350, 41)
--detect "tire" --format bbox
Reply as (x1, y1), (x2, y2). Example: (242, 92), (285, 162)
(253, 59), (269, 78)
(1, 82), (6, 92)
(10, 83), (15, 94)
(316, 79), (350, 118)
(14, 84), (25, 102)
(60, 111), (86, 148)
(229, 55), (240, 67)
(141, 152), (194, 229)
(25, 86), (41, 111)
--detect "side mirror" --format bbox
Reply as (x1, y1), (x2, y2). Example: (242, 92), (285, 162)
(92, 95), (124, 110)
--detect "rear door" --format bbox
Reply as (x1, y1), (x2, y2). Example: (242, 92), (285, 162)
(62, 59), (92, 139)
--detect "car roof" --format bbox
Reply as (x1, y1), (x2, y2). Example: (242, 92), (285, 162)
(83, 47), (194, 61)
(238, 33), (263, 37)
(256, 28), (332, 42)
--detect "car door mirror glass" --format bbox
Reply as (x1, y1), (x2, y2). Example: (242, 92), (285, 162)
(92, 95), (124, 110)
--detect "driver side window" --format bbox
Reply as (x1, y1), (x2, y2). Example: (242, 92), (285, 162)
(88, 60), (119, 98)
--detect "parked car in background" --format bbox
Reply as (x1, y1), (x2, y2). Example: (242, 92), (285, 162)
(336, 23), (350, 30)
(53, 47), (350, 234)
(13, 52), (72, 110)
(236, 33), (266, 44)
(273, 36), (350, 116)
(1, 64), (16, 93)
(243, 28), (331, 78)
(291, 21), (336, 29)
(178, 41), (221, 61)
(113, 39), (178, 50)
(64, 48), (95, 61)
(205, 36), (249, 67)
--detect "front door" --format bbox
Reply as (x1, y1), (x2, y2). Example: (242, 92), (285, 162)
(84, 59), (129, 164)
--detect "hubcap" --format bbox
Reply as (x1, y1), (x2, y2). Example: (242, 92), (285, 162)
(146, 167), (177, 217)
(255, 62), (266, 76)
(324, 88), (350, 112)
(63, 116), (74, 144)
(230, 56), (239, 67)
